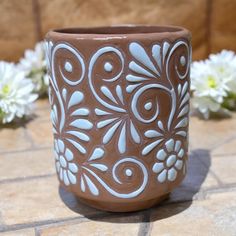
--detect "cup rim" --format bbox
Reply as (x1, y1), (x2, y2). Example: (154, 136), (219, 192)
(47, 25), (190, 38)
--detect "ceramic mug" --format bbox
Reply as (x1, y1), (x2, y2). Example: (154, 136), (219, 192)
(45, 25), (191, 212)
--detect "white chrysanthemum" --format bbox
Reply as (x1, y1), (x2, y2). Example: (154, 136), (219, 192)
(0, 61), (38, 123)
(192, 96), (221, 119)
(18, 42), (48, 95)
(191, 60), (229, 103)
(208, 50), (236, 93)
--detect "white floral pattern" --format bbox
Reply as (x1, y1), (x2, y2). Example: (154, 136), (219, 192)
(46, 38), (191, 198)
(54, 139), (78, 186)
(152, 138), (185, 183)
(88, 46), (141, 154)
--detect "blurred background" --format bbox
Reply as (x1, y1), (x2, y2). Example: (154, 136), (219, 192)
(0, 0), (236, 62)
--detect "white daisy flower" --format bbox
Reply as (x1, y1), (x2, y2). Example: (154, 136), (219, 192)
(191, 60), (229, 103)
(18, 42), (48, 95)
(0, 61), (38, 123)
(152, 138), (185, 183)
(208, 50), (236, 94)
(54, 139), (78, 186)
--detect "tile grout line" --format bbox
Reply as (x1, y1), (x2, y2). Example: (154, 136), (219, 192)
(138, 211), (152, 236)
(0, 146), (53, 155)
(0, 173), (56, 185)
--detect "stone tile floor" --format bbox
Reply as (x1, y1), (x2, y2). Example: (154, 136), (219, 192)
(0, 99), (236, 236)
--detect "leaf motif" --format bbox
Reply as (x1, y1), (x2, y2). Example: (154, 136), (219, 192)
(97, 118), (118, 129)
(88, 147), (105, 161)
(129, 42), (159, 76)
(66, 138), (86, 154)
(66, 130), (90, 142)
(101, 86), (118, 104)
(70, 119), (93, 130)
(102, 120), (122, 144)
(81, 175), (86, 192)
(126, 75), (149, 83)
(62, 88), (67, 102)
(94, 108), (111, 116)
(118, 122), (126, 154)
(157, 121), (164, 131)
(116, 85), (124, 105)
(129, 61), (156, 78)
(180, 92), (190, 108)
(142, 139), (163, 156)
(130, 121), (140, 143)
(71, 108), (89, 116)
(152, 44), (162, 72)
(89, 164), (108, 172)
(178, 104), (189, 118)
(178, 84), (182, 96)
(162, 42), (170, 63)
(145, 130), (163, 138)
(126, 83), (141, 93)
(181, 81), (188, 99)
(175, 118), (188, 129)
(84, 174), (99, 196)
(68, 91), (84, 108)
(176, 131), (187, 137)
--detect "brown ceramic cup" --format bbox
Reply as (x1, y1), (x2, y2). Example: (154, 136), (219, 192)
(45, 25), (191, 212)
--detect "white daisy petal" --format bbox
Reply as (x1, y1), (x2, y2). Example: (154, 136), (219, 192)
(65, 148), (73, 161)
(58, 139), (65, 153)
(63, 170), (70, 186)
(54, 140), (59, 153)
(67, 170), (77, 184)
(157, 169), (167, 183)
(152, 163), (164, 173)
(178, 148), (184, 158)
(175, 160), (183, 170)
(68, 163), (78, 173)
(174, 140), (181, 152)
(59, 155), (67, 168)
(165, 139), (175, 152)
(55, 161), (60, 173)
(59, 168), (63, 181)
(168, 168), (177, 181)
(156, 149), (167, 161)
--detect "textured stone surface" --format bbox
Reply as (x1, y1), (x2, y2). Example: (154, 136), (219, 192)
(39, 215), (142, 236)
(0, 148), (55, 181)
(0, 126), (32, 153)
(25, 120), (53, 148)
(150, 190), (236, 235)
(0, 0), (36, 61)
(189, 114), (236, 151)
(0, 176), (99, 226)
(0, 229), (35, 236)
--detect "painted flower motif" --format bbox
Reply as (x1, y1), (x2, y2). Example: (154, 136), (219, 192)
(54, 139), (78, 186)
(95, 84), (141, 154)
(152, 138), (185, 183)
(50, 88), (93, 154)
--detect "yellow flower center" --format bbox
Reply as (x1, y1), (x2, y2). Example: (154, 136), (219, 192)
(2, 84), (10, 94)
(207, 76), (217, 88)
(218, 66), (225, 73)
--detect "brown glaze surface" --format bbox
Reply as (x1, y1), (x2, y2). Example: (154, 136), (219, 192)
(45, 25), (191, 212)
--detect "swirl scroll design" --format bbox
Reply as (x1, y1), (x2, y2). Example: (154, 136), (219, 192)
(83, 157), (148, 198)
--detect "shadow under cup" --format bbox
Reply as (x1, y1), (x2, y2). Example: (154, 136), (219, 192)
(45, 25), (191, 212)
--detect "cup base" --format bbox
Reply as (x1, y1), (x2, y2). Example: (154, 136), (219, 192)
(77, 193), (170, 212)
